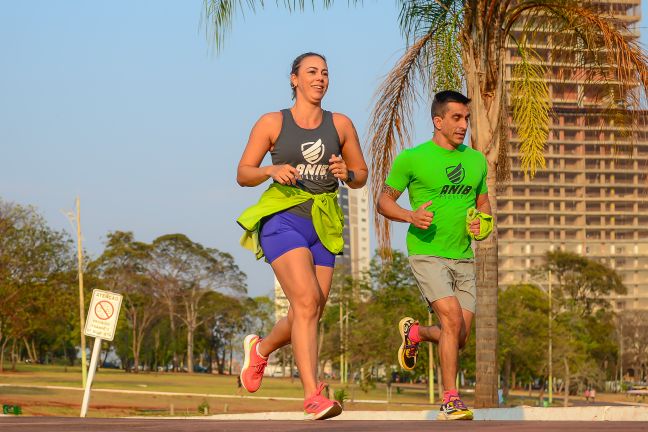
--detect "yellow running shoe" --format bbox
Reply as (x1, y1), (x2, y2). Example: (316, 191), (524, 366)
(437, 397), (474, 420)
(397, 317), (419, 371)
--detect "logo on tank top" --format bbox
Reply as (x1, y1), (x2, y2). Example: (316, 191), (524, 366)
(301, 139), (325, 163)
(296, 138), (330, 180)
(440, 163), (472, 196)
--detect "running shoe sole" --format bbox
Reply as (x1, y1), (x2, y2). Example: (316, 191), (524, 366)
(305, 402), (343, 420)
(397, 316), (416, 371)
(240, 334), (258, 393)
(437, 410), (474, 420)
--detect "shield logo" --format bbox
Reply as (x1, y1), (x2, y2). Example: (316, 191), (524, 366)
(446, 163), (465, 184)
(301, 139), (325, 164)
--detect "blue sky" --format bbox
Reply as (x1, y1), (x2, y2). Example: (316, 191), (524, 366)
(1, 1), (647, 297)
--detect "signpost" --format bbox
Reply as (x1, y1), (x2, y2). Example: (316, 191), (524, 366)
(80, 289), (122, 418)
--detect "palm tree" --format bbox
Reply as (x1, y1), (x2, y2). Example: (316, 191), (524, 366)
(205, 0), (648, 406)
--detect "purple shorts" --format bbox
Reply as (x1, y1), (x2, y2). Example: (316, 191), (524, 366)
(260, 211), (336, 267)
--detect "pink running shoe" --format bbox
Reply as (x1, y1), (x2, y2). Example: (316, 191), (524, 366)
(303, 382), (342, 420)
(240, 334), (268, 393)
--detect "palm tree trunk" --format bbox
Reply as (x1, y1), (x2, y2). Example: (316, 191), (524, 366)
(475, 208), (499, 407)
(465, 71), (503, 410)
(462, 31), (506, 408)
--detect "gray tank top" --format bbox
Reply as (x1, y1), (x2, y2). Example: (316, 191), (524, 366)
(271, 109), (341, 219)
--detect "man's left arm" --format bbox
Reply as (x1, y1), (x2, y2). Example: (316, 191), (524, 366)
(476, 193), (491, 215)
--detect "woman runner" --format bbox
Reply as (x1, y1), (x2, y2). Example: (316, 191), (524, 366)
(236, 52), (367, 420)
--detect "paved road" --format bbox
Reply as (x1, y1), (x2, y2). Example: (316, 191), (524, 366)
(1, 418), (648, 432)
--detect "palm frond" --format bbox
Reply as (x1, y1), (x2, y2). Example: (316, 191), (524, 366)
(430, 15), (463, 93)
(203, 0), (356, 51)
(505, 0), (648, 154)
(510, 42), (550, 178)
(367, 30), (438, 256)
(369, 2), (465, 255)
(202, 0), (259, 52)
(399, 0), (463, 42)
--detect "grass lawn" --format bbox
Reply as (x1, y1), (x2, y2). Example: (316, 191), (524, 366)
(0, 364), (438, 417)
(2, 364), (638, 417)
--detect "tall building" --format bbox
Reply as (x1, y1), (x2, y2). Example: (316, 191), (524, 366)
(498, 0), (648, 310)
(336, 184), (371, 280)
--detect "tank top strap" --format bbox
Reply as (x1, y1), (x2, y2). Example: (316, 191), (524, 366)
(280, 108), (295, 126)
(278, 109), (293, 137)
(322, 110), (333, 127)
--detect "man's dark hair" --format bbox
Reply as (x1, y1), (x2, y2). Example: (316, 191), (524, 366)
(431, 90), (471, 119)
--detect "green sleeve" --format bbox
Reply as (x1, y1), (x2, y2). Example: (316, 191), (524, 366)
(385, 150), (410, 192)
(477, 154), (488, 195)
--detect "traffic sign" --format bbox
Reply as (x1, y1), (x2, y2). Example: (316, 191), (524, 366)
(84, 289), (122, 341)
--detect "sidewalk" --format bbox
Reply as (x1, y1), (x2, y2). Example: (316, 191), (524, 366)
(196, 406), (648, 421)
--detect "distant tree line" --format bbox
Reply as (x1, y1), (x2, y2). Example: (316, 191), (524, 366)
(0, 198), (268, 374)
(1, 197), (643, 398)
(319, 249), (630, 401)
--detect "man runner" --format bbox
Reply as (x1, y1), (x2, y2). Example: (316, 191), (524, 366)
(377, 90), (493, 420)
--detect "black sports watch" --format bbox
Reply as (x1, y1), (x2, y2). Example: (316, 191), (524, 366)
(344, 170), (355, 184)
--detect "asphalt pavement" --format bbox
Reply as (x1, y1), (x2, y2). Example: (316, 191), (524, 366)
(1, 418), (648, 432)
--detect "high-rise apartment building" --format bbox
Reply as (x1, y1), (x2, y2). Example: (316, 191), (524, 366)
(499, 0), (648, 310)
(336, 184), (371, 280)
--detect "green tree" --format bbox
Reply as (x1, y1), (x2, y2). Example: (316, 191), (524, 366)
(352, 251), (428, 375)
(205, 1), (648, 406)
(92, 231), (162, 372)
(203, 292), (249, 374)
(317, 264), (350, 381)
(499, 280), (617, 404)
(551, 309), (603, 406)
(245, 296), (275, 337)
(532, 252), (621, 402)
(498, 283), (548, 397)
(539, 250), (626, 316)
(620, 310), (648, 383)
(149, 234), (247, 373)
(0, 199), (76, 371)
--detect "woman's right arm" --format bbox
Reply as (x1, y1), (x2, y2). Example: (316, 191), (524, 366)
(237, 113), (301, 187)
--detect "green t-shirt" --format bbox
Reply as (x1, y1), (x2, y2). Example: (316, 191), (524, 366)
(385, 140), (488, 259)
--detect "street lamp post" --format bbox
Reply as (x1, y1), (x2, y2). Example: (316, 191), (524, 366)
(64, 197), (88, 388)
(528, 270), (552, 405)
(428, 312), (435, 404)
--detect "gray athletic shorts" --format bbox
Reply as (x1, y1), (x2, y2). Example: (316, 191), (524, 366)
(408, 255), (477, 313)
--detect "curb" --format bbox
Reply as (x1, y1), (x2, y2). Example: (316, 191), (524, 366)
(184, 406), (648, 421)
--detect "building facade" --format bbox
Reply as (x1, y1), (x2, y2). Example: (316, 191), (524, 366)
(336, 184), (371, 281)
(498, 0), (648, 310)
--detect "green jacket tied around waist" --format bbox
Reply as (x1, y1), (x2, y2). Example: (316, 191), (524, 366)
(237, 183), (344, 260)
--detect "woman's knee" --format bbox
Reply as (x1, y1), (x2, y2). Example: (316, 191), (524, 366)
(291, 296), (320, 320)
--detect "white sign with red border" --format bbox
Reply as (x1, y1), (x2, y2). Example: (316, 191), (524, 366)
(84, 289), (122, 341)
